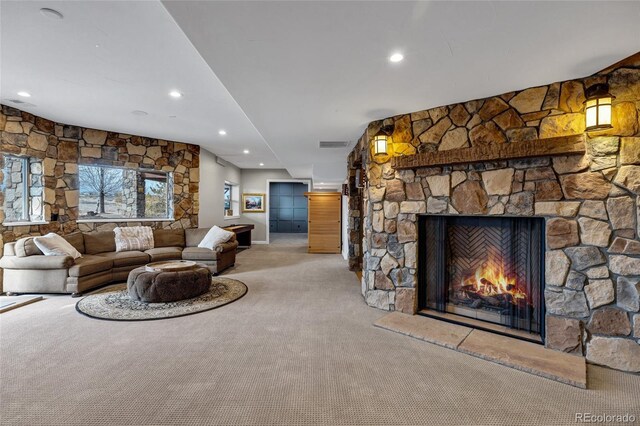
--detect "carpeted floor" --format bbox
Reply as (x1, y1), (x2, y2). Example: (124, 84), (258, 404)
(1, 233), (638, 426)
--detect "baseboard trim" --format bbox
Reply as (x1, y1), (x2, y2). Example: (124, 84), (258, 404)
(252, 241), (268, 245)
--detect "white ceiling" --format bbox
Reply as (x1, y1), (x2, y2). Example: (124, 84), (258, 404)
(0, 1), (280, 169)
(3, 1), (640, 188)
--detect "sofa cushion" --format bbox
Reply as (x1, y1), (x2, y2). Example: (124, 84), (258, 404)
(114, 226), (154, 252)
(185, 228), (210, 248)
(3, 242), (17, 256)
(182, 247), (216, 261)
(68, 255), (113, 277)
(96, 250), (150, 267)
(63, 232), (85, 254)
(34, 233), (83, 259)
(15, 237), (44, 257)
(153, 229), (185, 248)
(84, 231), (116, 254)
(145, 247), (183, 262)
(0, 255), (73, 270)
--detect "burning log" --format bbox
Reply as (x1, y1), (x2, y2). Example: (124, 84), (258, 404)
(495, 293), (513, 305)
(478, 295), (501, 306)
(463, 289), (481, 300)
(470, 299), (482, 309)
(480, 278), (498, 293)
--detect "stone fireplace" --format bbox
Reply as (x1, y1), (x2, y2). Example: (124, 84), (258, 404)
(346, 53), (640, 373)
(419, 215), (545, 342)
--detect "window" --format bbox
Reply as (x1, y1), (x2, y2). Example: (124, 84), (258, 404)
(224, 183), (232, 211)
(1, 155), (43, 224)
(78, 165), (172, 220)
(144, 173), (170, 218)
(224, 181), (239, 217)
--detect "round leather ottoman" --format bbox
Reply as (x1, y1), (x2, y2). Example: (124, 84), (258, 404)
(127, 263), (211, 303)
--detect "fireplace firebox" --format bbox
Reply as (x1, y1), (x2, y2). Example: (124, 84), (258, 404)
(418, 215), (545, 343)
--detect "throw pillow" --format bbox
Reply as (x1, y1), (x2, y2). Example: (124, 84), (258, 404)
(33, 233), (83, 259)
(114, 226), (154, 252)
(198, 226), (234, 250)
(15, 237), (44, 257)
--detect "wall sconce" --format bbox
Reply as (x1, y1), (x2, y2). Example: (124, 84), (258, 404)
(372, 124), (394, 156)
(584, 83), (615, 132)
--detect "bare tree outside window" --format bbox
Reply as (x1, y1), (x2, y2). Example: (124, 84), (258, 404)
(79, 166), (123, 215)
(79, 165), (171, 219)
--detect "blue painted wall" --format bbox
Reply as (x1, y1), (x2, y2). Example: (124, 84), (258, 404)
(269, 183), (308, 233)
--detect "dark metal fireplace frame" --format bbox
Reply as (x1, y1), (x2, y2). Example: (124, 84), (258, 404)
(417, 214), (546, 344)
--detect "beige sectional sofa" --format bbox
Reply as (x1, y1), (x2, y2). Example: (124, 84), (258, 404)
(0, 228), (238, 297)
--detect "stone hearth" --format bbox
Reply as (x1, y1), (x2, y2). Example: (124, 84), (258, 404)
(346, 54), (640, 373)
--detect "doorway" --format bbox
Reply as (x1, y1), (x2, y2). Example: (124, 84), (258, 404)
(269, 182), (308, 233)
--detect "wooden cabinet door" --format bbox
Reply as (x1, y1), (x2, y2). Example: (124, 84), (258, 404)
(305, 192), (341, 253)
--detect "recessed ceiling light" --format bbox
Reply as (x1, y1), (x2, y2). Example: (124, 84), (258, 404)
(243, 149), (250, 154)
(218, 130), (227, 135)
(17, 91), (31, 97)
(259, 163), (264, 166)
(40, 8), (64, 20)
(169, 90), (182, 98)
(131, 110), (148, 116)
(389, 52), (404, 63)
(95, 44), (100, 48)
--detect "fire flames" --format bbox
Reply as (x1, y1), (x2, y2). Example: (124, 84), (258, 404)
(460, 258), (527, 302)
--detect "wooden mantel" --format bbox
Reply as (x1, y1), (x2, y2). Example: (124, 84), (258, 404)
(390, 134), (586, 170)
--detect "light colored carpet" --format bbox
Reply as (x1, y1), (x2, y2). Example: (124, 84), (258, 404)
(0, 295), (42, 313)
(1, 233), (638, 426)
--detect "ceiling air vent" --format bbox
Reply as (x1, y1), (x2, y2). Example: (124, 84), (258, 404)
(319, 141), (349, 149)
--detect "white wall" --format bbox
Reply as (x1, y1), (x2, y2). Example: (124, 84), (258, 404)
(240, 168), (293, 242)
(199, 159), (341, 245)
(198, 148), (242, 228)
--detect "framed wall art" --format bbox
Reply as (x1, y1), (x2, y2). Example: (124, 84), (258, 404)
(242, 193), (266, 213)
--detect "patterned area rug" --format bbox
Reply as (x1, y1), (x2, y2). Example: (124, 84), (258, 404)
(76, 277), (247, 321)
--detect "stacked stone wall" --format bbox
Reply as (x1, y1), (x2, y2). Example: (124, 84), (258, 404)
(346, 143), (366, 271)
(347, 58), (640, 372)
(0, 105), (201, 290)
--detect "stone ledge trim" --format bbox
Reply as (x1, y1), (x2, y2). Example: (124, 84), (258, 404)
(391, 134), (586, 169)
(374, 312), (587, 388)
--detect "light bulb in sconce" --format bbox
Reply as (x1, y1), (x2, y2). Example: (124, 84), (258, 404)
(372, 124), (394, 156)
(584, 83), (614, 132)
(373, 134), (388, 156)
